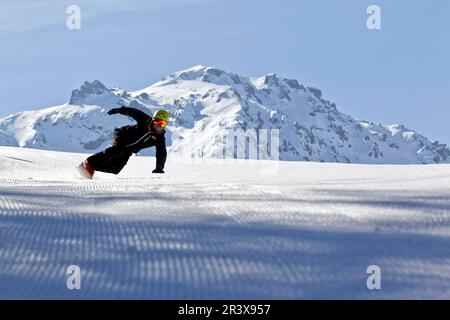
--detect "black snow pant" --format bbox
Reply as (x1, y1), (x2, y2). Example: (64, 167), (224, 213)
(87, 144), (133, 175)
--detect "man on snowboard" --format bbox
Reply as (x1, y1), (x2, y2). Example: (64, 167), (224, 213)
(77, 106), (169, 179)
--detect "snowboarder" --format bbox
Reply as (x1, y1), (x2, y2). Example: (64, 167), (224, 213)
(77, 106), (169, 179)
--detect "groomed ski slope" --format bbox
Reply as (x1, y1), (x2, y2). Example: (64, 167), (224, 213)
(0, 146), (449, 299)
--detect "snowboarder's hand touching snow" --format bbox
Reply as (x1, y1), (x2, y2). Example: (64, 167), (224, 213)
(152, 166), (165, 174)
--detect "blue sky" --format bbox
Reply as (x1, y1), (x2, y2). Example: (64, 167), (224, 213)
(1, 0), (449, 143)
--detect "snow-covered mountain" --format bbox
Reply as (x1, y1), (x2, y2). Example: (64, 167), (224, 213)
(0, 65), (448, 164)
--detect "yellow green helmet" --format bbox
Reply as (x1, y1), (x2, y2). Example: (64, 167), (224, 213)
(153, 109), (170, 122)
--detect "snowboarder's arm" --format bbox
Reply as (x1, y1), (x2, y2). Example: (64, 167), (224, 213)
(107, 106), (149, 125)
(154, 138), (167, 171)
(126, 132), (167, 171)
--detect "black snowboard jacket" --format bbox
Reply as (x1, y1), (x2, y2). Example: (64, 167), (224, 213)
(113, 106), (167, 170)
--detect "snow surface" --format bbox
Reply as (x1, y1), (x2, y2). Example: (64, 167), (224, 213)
(0, 146), (449, 299)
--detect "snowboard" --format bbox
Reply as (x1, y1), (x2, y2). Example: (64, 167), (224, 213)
(76, 163), (93, 179)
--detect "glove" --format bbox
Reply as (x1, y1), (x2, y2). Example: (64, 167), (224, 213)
(152, 166), (165, 174)
(107, 108), (120, 115)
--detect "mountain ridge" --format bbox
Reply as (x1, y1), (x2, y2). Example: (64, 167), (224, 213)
(0, 65), (448, 164)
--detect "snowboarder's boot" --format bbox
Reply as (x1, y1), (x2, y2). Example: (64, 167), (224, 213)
(77, 160), (95, 179)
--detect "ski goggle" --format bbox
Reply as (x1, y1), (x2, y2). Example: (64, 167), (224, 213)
(153, 118), (167, 128)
